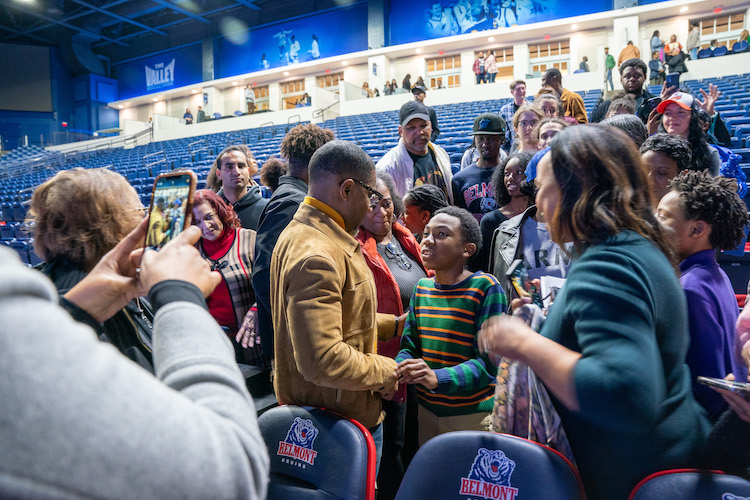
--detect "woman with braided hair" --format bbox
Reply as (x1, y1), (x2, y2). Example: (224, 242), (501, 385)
(402, 184), (449, 241)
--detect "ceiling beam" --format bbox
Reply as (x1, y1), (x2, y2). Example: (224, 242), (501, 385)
(233, 0), (261, 10)
(149, 0), (211, 24)
(67, 0), (168, 36)
(2, 2), (129, 46)
(93, 2), (239, 47)
(0, 24), (55, 45)
(10, 0), (138, 39)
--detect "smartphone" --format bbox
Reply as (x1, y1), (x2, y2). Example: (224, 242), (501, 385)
(145, 170), (197, 250)
(697, 376), (750, 395)
(642, 96), (661, 117)
(666, 72), (680, 89)
(506, 259), (543, 308)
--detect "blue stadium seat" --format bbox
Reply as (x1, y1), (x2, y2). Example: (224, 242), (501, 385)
(713, 46), (729, 57)
(734, 148), (750, 163)
(10, 240), (30, 265)
(395, 431), (584, 500)
(1, 204), (12, 222)
(0, 224), (14, 240)
(12, 204), (26, 223)
(629, 469), (750, 500)
(697, 48), (713, 59)
(258, 405), (376, 500)
(732, 41), (749, 54)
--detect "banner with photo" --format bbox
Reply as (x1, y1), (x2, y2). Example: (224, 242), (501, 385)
(114, 43), (203, 100)
(389, 0), (614, 46)
(217, 3), (368, 78)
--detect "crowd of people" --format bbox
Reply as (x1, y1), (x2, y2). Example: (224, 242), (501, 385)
(4, 47), (750, 500)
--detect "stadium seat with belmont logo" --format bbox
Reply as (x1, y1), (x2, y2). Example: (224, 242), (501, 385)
(395, 431), (585, 500)
(258, 405), (375, 500)
(628, 469), (750, 499)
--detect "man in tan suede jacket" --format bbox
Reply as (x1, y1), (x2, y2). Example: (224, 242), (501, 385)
(271, 140), (404, 468)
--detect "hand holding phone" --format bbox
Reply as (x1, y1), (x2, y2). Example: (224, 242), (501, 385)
(506, 259), (544, 308)
(145, 171), (197, 250)
(697, 376), (750, 396)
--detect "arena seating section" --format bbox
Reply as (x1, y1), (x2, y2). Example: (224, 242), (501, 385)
(3, 74), (750, 286)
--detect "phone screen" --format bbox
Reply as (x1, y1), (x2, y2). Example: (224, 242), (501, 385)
(666, 72), (680, 89)
(145, 172), (195, 250)
(506, 259), (544, 308)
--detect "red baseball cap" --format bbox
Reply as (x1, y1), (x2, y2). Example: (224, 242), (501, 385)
(656, 92), (694, 113)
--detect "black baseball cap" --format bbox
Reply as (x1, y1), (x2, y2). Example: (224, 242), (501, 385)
(412, 85), (427, 95)
(469, 113), (507, 136)
(399, 101), (431, 127)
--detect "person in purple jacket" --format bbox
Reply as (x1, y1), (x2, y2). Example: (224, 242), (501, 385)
(656, 170), (749, 420)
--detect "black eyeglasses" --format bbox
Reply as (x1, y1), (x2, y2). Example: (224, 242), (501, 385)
(385, 242), (413, 270)
(343, 178), (384, 206)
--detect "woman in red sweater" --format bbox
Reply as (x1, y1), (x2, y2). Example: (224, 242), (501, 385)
(356, 172), (428, 500)
(193, 190), (265, 366)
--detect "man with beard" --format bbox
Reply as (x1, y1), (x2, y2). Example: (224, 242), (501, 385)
(377, 101), (454, 203)
(210, 145), (268, 231)
(590, 58), (661, 123)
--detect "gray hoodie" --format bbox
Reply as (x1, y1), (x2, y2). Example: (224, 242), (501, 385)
(0, 248), (269, 499)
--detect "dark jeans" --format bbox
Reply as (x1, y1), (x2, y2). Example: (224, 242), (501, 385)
(475, 73), (486, 84)
(488, 72), (497, 83)
(402, 383), (420, 469)
(369, 422), (384, 476)
(377, 398), (406, 500)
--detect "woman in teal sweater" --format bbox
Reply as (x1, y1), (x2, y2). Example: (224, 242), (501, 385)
(480, 125), (710, 500)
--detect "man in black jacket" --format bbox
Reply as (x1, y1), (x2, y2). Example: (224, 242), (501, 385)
(251, 124), (334, 358)
(590, 58), (660, 124)
(211, 145), (269, 231)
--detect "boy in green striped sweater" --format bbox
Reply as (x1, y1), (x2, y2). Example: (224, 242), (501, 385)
(395, 207), (507, 445)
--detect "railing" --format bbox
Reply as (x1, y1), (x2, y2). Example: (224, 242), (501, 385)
(143, 151), (168, 177)
(286, 114), (301, 132)
(312, 101), (340, 123)
(259, 121), (275, 140)
(226, 130), (244, 146)
(188, 138), (208, 162)
(0, 151), (65, 180)
(17, 185), (37, 205)
(124, 127), (153, 149)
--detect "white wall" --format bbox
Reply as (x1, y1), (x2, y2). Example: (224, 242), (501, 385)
(339, 69), (606, 118)
(570, 29), (609, 74)
(151, 106), (317, 142)
(343, 63), (370, 90)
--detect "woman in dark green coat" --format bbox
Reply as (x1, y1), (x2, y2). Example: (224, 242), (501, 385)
(479, 124), (710, 500)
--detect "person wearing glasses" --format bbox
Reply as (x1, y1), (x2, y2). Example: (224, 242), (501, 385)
(355, 171), (428, 500)
(511, 104), (543, 153)
(271, 140), (403, 474)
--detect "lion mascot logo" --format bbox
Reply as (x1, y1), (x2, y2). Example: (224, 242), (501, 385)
(284, 417), (319, 449)
(468, 448), (515, 486)
(480, 197), (497, 213)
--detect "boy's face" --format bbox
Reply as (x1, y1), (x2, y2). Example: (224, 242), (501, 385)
(420, 213), (475, 271)
(642, 150), (679, 205)
(656, 190), (695, 261)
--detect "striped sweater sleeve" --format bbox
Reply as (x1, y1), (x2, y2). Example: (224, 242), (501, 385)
(395, 284), (421, 364)
(432, 279), (506, 394)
